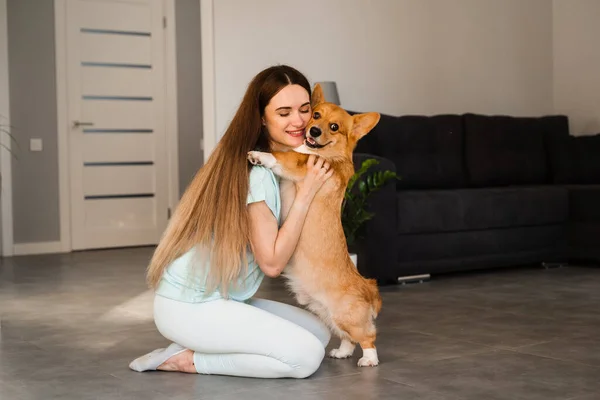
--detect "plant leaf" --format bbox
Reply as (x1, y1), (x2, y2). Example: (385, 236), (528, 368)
(342, 158), (401, 245)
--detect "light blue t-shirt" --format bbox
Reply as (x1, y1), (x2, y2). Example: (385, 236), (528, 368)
(155, 165), (281, 303)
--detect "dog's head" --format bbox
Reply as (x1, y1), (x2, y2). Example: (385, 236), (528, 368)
(294, 84), (380, 161)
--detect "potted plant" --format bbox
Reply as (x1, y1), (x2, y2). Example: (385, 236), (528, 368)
(342, 158), (398, 267)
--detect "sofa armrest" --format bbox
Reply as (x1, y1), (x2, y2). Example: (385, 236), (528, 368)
(351, 153), (398, 284)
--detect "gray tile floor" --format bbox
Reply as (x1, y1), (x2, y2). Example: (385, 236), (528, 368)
(1, 247), (599, 400)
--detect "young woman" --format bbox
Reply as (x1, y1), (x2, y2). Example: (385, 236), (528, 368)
(129, 65), (334, 379)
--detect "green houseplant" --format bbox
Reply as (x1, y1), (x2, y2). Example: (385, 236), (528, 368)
(342, 158), (398, 265)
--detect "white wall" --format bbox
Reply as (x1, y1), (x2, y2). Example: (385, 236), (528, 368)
(553, 0), (600, 136)
(213, 0), (554, 138)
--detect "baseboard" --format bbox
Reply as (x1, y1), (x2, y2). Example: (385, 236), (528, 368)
(13, 241), (65, 256)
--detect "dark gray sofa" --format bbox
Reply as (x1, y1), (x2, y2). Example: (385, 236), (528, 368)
(349, 112), (600, 284)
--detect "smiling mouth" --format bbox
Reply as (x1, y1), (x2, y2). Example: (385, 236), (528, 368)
(286, 129), (305, 137)
(306, 136), (331, 149)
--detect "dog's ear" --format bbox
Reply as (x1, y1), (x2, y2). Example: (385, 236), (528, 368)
(351, 112), (380, 141)
(311, 84), (325, 107)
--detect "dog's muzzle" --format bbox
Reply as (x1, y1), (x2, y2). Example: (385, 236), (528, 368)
(306, 136), (327, 149)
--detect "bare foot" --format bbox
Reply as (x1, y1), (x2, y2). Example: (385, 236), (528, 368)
(157, 349), (197, 373)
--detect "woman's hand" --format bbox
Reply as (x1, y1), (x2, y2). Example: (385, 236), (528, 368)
(295, 155), (334, 205)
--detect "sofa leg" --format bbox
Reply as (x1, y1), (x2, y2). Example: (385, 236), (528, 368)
(397, 274), (430, 285)
(541, 262), (569, 269)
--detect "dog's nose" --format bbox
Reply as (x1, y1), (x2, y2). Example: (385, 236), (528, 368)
(309, 126), (322, 137)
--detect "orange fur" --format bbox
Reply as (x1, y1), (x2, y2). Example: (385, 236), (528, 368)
(247, 84), (382, 366)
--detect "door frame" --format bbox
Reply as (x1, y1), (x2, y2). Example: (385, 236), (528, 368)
(200, 0), (216, 161)
(54, 0), (180, 252)
(0, 0), (14, 256)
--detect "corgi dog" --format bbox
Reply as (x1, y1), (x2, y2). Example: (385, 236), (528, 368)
(247, 84), (382, 367)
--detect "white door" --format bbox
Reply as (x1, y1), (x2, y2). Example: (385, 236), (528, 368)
(64, 0), (169, 250)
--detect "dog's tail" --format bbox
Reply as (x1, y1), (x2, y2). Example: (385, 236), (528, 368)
(367, 278), (382, 318)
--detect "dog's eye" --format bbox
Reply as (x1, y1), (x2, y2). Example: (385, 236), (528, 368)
(330, 123), (339, 132)
(313, 112), (321, 119)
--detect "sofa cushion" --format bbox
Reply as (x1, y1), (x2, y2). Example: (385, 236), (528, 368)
(572, 135), (600, 183)
(397, 186), (568, 235)
(464, 114), (549, 187)
(541, 115), (571, 183)
(546, 131), (600, 184)
(354, 113), (467, 190)
(351, 111), (394, 156)
(396, 225), (566, 264)
(567, 185), (600, 261)
(567, 185), (600, 222)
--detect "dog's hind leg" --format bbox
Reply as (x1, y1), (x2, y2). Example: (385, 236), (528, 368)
(330, 317), (378, 366)
(341, 323), (379, 367)
(356, 333), (379, 367)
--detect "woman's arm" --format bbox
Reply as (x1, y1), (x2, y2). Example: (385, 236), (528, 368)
(248, 155), (332, 278)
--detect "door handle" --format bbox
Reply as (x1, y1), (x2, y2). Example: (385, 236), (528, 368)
(72, 120), (94, 127)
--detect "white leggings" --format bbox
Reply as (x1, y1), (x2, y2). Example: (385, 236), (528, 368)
(153, 294), (331, 379)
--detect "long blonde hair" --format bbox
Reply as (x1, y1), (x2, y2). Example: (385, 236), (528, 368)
(146, 65), (312, 296)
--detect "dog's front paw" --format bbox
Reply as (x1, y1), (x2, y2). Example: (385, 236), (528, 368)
(357, 348), (379, 367)
(328, 339), (355, 359)
(329, 348), (353, 359)
(247, 151), (277, 168)
(247, 151), (263, 165)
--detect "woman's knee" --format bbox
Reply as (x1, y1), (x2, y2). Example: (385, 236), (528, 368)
(315, 322), (332, 348)
(289, 334), (326, 379)
(249, 298), (331, 348)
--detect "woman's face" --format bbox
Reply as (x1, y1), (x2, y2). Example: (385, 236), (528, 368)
(263, 84), (311, 150)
